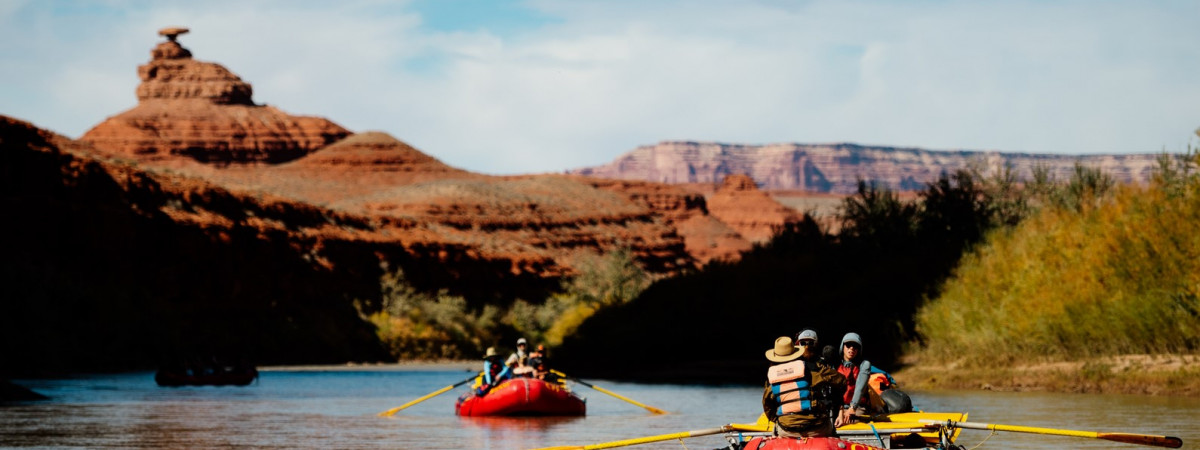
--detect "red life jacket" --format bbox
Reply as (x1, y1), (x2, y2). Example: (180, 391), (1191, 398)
(836, 362), (860, 405)
(766, 360), (815, 416)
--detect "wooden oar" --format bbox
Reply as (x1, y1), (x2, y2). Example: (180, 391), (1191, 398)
(532, 423), (768, 450)
(926, 420), (1183, 448)
(378, 373), (479, 417)
(551, 370), (667, 415)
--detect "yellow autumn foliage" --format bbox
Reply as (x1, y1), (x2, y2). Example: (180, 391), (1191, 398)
(916, 173), (1200, 366)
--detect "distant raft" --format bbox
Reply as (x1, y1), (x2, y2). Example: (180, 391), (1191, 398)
(154, 366), (258, 387)
(455, 377), (585, 416)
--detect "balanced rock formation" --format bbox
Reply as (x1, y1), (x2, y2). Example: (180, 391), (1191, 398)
(706, 174), (801, 243)
(81, 27), (349, 165)
(570, 141), (1163, 194)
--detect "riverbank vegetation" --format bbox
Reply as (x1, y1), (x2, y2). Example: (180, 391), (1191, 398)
(911, 149), (1200, 371)
(364, 248), (650, 359)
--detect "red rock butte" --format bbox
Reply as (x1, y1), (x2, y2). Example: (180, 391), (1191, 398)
(706, 174), (801, 243)
(81, 28), (350, 165)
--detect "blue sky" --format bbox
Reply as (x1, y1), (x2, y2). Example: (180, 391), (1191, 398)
(2, 0), (1198, 175)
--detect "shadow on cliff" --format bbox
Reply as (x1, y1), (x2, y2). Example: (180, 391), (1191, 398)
(555, 173), (999, 384)
(0, 117), (559, 376)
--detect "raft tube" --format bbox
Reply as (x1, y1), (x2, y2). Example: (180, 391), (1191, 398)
(743, 436), (888, 450)
(455, 377), (586, 416)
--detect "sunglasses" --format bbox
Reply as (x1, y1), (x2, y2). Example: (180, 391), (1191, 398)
(844, 343), (860, 349)
(797, 340), (816, 347)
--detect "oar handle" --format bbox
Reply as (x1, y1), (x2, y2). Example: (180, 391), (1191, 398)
(531, 426), (731, 450)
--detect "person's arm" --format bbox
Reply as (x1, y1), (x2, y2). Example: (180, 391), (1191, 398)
(814, 363), (850, 426)
(483, 361), (495, 385)
(848, 361), (871, 412)
(762, 383), (778, 423)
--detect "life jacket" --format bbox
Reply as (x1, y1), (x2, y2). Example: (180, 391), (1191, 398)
(766, 360), (816, 416)
(837, 361), (860, 405)
(483, 357), (510, 385)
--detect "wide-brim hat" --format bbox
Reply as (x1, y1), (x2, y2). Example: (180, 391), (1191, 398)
(485, 347), (497, 357)
(765, 336), (804, 363)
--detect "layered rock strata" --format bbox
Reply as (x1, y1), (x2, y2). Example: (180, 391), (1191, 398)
(570, 141), (1163, 194)
(705, 174), (801, 243)
(81, 28), (349, 165)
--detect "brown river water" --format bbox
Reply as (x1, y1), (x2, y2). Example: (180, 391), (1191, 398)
(3, 367), (1197, 449)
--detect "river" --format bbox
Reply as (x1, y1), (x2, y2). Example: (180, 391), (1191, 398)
(2, 367), (1196, 449)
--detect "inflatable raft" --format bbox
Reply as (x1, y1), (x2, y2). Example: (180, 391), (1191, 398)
(455, 377), (586, 416)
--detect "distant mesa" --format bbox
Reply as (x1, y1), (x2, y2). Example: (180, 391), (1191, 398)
(570, 141), (1163, 194)
(81, 27), (350, 165)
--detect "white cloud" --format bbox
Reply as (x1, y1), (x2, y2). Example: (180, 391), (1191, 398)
(2, 1), (1197, 174)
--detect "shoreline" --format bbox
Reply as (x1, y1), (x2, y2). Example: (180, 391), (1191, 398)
(259, 360), (477, 372)
(894, 354), (1200, 396)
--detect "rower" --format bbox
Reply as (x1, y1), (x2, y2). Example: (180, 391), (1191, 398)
(762, 332), (848, 438)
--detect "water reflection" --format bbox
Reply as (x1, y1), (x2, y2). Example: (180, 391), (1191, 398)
(2, 371), (1197, 449)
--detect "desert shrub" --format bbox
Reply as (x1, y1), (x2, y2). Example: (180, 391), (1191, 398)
(504, 247), (649, 347)
(839, 180), (918, 245)
(367, 269), (499, 359)
(369, 248), (649, 360)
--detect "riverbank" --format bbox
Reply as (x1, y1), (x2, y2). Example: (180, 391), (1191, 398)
(895, 354), (1200, 396)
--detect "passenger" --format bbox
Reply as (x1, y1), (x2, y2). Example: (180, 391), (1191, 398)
(476, 347), (511, 395)
(507, 338), (534, 377)
(837, 333), (898, 419)
(528, 344), (550, 380)
(762, 332), (848, 438)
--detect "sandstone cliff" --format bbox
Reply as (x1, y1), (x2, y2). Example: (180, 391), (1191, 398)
(569, 141), (1163, 194)
(705, 174), (801, 243)
(80, 29), (350, 165)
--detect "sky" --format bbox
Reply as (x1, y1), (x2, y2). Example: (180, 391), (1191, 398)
(2, 0), (1198, 175)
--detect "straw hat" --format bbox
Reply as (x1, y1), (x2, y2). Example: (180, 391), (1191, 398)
(765, 336), (804, 362)
(485, 347), (497, 357)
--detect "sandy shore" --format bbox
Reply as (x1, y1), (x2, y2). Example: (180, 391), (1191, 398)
(895, 354), (1200, 396)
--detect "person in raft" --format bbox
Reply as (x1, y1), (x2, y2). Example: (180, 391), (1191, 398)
(527, 344), (551, 380)
(763, 331), (848, 438)
(837, 332), (904, 418)
(476, 347), (512, 395)
(507, 338), (535, 377)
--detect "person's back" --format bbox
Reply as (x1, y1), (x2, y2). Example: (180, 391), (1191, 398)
(761, 332), (847, 438)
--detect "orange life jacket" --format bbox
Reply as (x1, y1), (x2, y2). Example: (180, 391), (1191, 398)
(766, 360), (815, 416)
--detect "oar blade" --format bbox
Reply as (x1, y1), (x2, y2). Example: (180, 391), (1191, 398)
(379, 373), (479, 417)
(1098, 433), (1183, 449)
(552, 370), (670, 415)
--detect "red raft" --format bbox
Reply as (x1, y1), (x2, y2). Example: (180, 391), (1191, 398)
(455, 377), (586, 416)
(743, 436), (887, 450)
